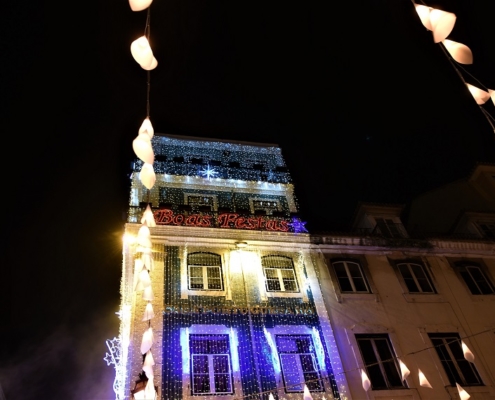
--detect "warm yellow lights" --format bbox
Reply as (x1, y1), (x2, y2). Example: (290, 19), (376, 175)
(131, 36), (154, 67)
(398, 359), (410, 381)
(466, 83), (491, 105)
(443, 39), (473, 64)
(461, 340), (475, 363)
(139, 163), (156, 190)
(414, 4), (456, 43)
(129, 0), (153, 12)
(361, 369), (371, 391)
(456, 383), (471, 400)
(418, 369), (432, 388)
(123, 232), (137, 245)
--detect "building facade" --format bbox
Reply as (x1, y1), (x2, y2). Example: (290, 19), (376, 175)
(111, 137), (495, 400)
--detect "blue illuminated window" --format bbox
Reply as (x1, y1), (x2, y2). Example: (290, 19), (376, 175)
(262, 255), (298, 292)
(276, 335), (322, 392)
(188, 252), (223, 291)
(190, 335), (233, 395)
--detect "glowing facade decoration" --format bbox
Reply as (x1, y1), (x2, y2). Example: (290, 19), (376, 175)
(116, 135), (347, 400)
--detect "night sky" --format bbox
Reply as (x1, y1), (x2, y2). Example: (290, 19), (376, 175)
(1, 1), (495, 399)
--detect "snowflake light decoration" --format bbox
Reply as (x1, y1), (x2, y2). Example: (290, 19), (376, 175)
(104, 337), (126, 400)
(199, 164), (218, 180)
(290, 217), (308, 233)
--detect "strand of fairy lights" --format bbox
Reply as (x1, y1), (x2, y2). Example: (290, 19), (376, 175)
(411, 1), (495, 133)
(232, 327), (491, 400)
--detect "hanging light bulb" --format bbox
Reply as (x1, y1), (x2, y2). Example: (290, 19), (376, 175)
(361, 369), (371, 391)
(130, 36), (154, 67)
(456, 383), (471, 400)
(418, 369), (432, 388)
(129, 0), (153, 12)
(139, 117), (154, 138)
(466, 83), (491, 104)
(142, 302), (155, 321)
(140, 327), (154, 354)
(141, 205), (156, 227)
(303, 384), (313, 400)
(461, 341), (475, 363)
(429, 8), (456, 43)
(399, 359), (410, 381)
(139, 163), (156, 190)
(443, 39), (473, 64)
(133, 133), (154, 164)
(413, 4), (456, 43)
(143, 285), (154, 301)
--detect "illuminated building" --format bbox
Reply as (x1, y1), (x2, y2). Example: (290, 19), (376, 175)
(117, 134), (348, 400)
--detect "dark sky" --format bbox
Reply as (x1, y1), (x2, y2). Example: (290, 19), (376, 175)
(1, 1), (495, 399)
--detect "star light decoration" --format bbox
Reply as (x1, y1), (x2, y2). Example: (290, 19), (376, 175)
(199, 164), (218, 180)
(104, 337), (125, 400)
(290, 217), (308, 233)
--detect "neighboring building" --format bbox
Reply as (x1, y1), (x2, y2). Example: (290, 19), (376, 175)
(113, 138), (495, 400)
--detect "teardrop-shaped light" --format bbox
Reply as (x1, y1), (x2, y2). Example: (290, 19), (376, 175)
(467, 83), (491, 105)
(140, 327), (153, 354)
(268, 394), (275, 400)
(138, 224), (151, 239)
(140, 163), (156, 190)
(141, 205), (156, 227)
(139, 269), (151, 288)
(139, 117), (154, 138)
(430, 8), (456, 43)
(129, 0), (153, 12)
(142, 363), (154, 380)
(142, 251), (154, 271)
(143, 285), (154, 301)
(399, 359), (410, 381)
(144, 377), (156, 399)
(141, 56), (158, 71)
(137, 235), (152, 249)
(303, 384), (313, 400)
(456, 383), (471, 400)
(144, 350), (155, 367)
(461, 341), (475, 363)
(443, 39), (473, 64)
(143, 302), (155, 321)
(361, 369), (371, 391)
(419, 369), (432, 388)
(133, 133), (154, 164)
(130, 36), (153, 67)
(414, 4), (432, 30)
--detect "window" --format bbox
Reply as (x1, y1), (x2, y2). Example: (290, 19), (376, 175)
(374, 218), (405, 238)
(276, 335), (323, 392)
(190, 334), (233, 394)
(331, 260), (370, 293)
(397, 262), (435, 293)
(476, 222), (495, 239)
(252, 199), (279, 215)
(187, 195), (216, 212)
(429, 333), (483, 386)
(188, 252), (223, 291)
(457, 264), (495, 295)
(262, 255), (298, 292)
(355, 334), (405, 390)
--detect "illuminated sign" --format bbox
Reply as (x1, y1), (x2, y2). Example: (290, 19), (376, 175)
(153, 208), (290, 232)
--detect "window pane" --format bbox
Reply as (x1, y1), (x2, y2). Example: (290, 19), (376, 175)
(410, 263), (434, 293)
(374, 339), (402, 387)
(333, 262), (353, 292)
(347, 263), (369, 291)
(468, 267), (494, 294)
(193, 375), (210, 393)
(398, 264), (419, 292)
(281, 269), (297, 291)
(207, 267), (222, 290)
(460, 270), (481, 294)
(280, 354), (304, 391)
(357, 338), (387, 390)
(192, 355), (209, 373)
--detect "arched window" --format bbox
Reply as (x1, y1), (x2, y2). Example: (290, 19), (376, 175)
(262, 255), (298, 292)
(187, 252), (223, 291)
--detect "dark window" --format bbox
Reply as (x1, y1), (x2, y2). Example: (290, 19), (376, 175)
(457, 264), (494, 295)
(476, 222), (495, 238)
(355, 334), (405, 390)
(428, 333), (483, 386)
(262, 256), (298, 292)
(332, 260), (370, 293)
(253, 200), (279, 215)
(276, 335), (323, 392)
(188, 195), (215, 211)
(188, 252), (223, 290)
(397, 262), (435, 293)
(190, 335), (233, 394)
(374, 218), (405, 238)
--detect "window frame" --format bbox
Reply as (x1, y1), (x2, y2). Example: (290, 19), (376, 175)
(187, 252), (224, 292)
(190, 334), (234, 395)
(455, 262), (495, 295)
(331, 259), (371, 294)
(355, 334), (407, 391)
(428, 333), (484, 387)
(396, 261), (436, 294)
(373, 217), (407, 238)
(262, 255), (299, 293)
(276, 334), (324, 393)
